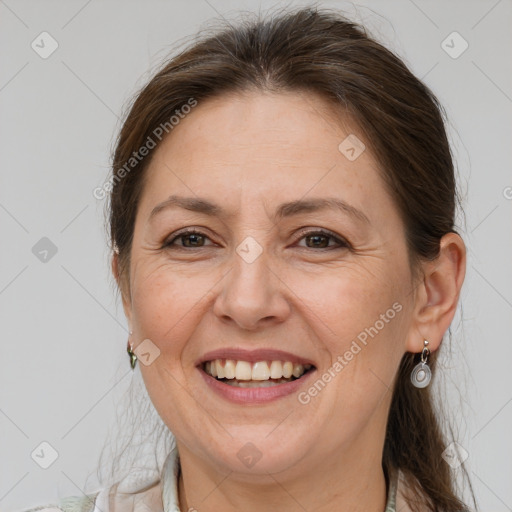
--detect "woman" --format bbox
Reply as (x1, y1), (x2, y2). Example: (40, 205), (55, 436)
(24, 6), (474, 512)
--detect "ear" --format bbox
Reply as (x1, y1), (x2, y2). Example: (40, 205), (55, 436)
(111, 251), (133, 329)
(406, 232), (466, 354)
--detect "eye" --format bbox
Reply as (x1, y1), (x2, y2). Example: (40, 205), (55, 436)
(164, 228), (215, 249)
(163, 227), (350, 251)
(295, 228), (350, 250)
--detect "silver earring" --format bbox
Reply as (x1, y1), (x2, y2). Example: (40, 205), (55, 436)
(411, 340), (431, 388)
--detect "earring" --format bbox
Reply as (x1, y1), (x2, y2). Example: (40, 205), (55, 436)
(411, 339), (431, 388)
(127, 330), (137, 370)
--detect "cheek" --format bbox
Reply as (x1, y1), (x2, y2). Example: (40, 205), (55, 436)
(290, 264), (405, 351)
(296, 271), (406, 432)
(130, 262), (210, 353)
(292, 265), (407, 418)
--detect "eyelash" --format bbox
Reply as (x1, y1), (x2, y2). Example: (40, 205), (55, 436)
(163, 227), (350, 251)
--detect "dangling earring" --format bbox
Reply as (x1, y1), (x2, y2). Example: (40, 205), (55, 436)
(127, 330), (137, 369)
(411, 339), (431, 388)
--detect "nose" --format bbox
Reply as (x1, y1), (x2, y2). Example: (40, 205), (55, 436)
(212, 245), (291, 331)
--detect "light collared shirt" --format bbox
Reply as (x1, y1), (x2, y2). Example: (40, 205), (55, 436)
(22, 447), (399, 512)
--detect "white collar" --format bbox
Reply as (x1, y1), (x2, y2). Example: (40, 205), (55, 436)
(161, 446), (181, 512)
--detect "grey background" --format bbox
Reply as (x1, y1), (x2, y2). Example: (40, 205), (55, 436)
(1, 0), (511, 510)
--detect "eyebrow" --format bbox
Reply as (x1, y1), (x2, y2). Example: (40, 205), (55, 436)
(149, 195), (370, 225)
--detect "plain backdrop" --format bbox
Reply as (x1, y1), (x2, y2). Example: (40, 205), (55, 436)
(1, 0), (511, 510)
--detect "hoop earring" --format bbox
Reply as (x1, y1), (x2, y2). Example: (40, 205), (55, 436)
(127, 330), (137, 370)
(411, 339), (431, 388)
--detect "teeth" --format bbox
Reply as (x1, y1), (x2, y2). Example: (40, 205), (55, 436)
(224, 359), (236, 379)
(203, 359), (313, 381)
(282, 362), (293, 378)
(224, 378), (294, 388)
(292, 364), (304, 378)
(252, 361), (270, 380)
(235, 361), (252, 380)
(216, 360), (226, 379)
(270, 361), (282, 379)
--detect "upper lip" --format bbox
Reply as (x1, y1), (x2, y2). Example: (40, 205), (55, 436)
(196, 348), (316, 367)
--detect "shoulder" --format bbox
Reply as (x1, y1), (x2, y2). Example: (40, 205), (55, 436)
(20, 491), (99, 512)
(395, 469), (415, 512)
(394, 469), (438, 512)
(20, 475), (166, 512)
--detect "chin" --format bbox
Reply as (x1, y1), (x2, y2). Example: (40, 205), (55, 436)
(200, 428), (314, 477)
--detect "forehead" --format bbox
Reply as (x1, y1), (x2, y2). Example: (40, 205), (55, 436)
(139, 90), (395, 225)
(161, 89), (360, 162)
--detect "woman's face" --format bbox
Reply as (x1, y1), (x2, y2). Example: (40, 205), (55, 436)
(120, 90), (419, 478)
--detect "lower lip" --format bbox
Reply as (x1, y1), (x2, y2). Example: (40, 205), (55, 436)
(198, 366), (316, 404)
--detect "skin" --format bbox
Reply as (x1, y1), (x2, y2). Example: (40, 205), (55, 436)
(112, 90), (466, 512)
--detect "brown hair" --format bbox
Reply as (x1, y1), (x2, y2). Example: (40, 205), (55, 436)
(107, 6), (474, 511)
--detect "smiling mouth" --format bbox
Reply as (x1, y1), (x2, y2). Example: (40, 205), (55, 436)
(202, 359), (315, 388)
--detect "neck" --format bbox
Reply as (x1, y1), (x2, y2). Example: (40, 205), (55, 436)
(176, 440), (388, 512)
